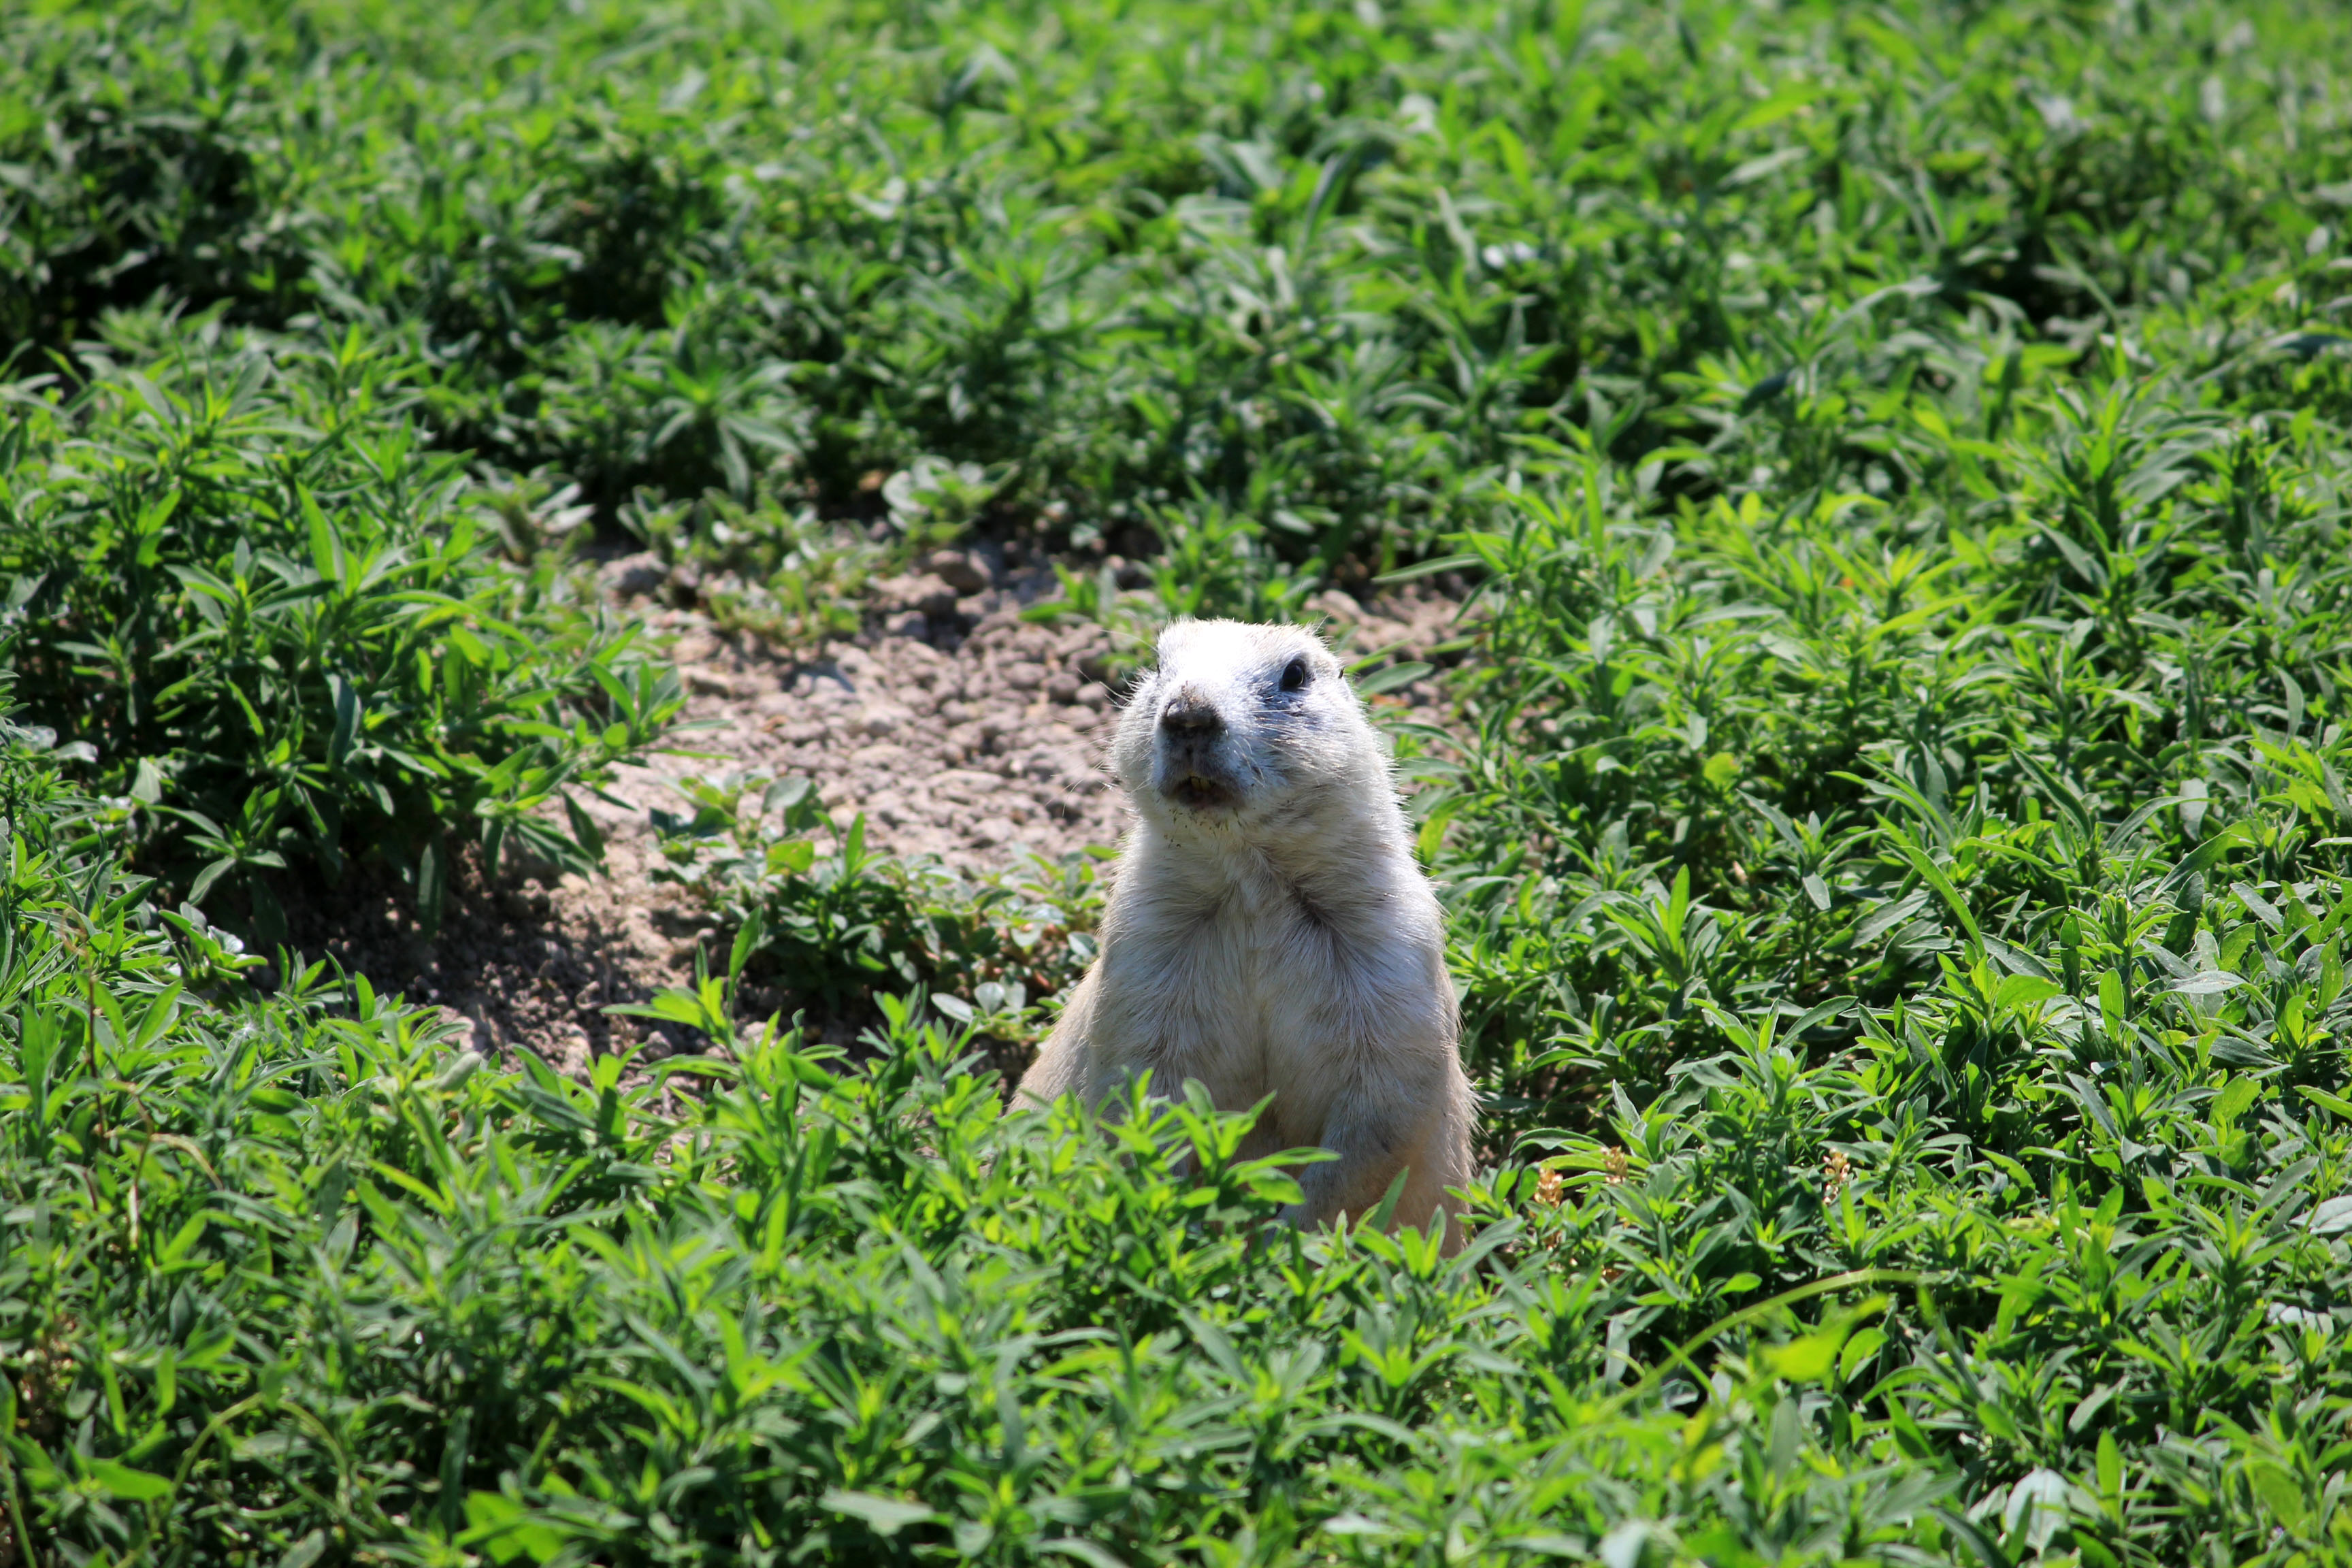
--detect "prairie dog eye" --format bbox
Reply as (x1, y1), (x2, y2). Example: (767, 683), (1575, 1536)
(1278, 656), (1309, 693)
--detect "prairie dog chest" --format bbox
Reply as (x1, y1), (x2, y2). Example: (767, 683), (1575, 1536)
(1094, 867), (1365, 1122)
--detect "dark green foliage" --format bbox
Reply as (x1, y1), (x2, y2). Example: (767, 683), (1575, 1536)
(1430, 357), (2352, 1141)
(648, 769), (1105, 1032)
(0, 321), (685, 932)
(0, 908), (1936, 1568)
(16, 813), (2352, 1566)
(14, 0), (2352, 1563)
(7, 0), (2344, 568)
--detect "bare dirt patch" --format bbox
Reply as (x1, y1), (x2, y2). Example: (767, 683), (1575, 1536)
(286, 550), (1471, 1066)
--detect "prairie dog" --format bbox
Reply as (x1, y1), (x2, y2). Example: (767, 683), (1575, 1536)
(1018, 619), (1474, 1250)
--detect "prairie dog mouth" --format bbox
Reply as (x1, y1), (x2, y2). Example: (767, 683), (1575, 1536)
(1165, 772), (1239, 811)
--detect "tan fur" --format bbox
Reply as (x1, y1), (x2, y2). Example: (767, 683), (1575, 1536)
(1018, 619), (1474, 1251)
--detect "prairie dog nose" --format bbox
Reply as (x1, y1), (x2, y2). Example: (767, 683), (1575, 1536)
(1159, 689), (1224, 738)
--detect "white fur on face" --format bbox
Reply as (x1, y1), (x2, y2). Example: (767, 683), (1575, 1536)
(1112, 619), (1382, 836)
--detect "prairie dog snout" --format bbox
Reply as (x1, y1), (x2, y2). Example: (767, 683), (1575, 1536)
(1153, 682), (1236, 808)
(1019, 618), (1475, 1250)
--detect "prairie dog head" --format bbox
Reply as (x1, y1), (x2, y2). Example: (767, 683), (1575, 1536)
(1111, 619), (1392, 843)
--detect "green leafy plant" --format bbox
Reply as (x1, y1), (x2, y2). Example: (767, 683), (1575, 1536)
(0, 320), (684, 935)
(618, 487), (879, 649)
(648, 768), (1105, 1034)
(881, 454), (1011, 549)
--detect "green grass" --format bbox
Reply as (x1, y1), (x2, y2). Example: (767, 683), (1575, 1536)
(10, 0), (2352, 1563)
